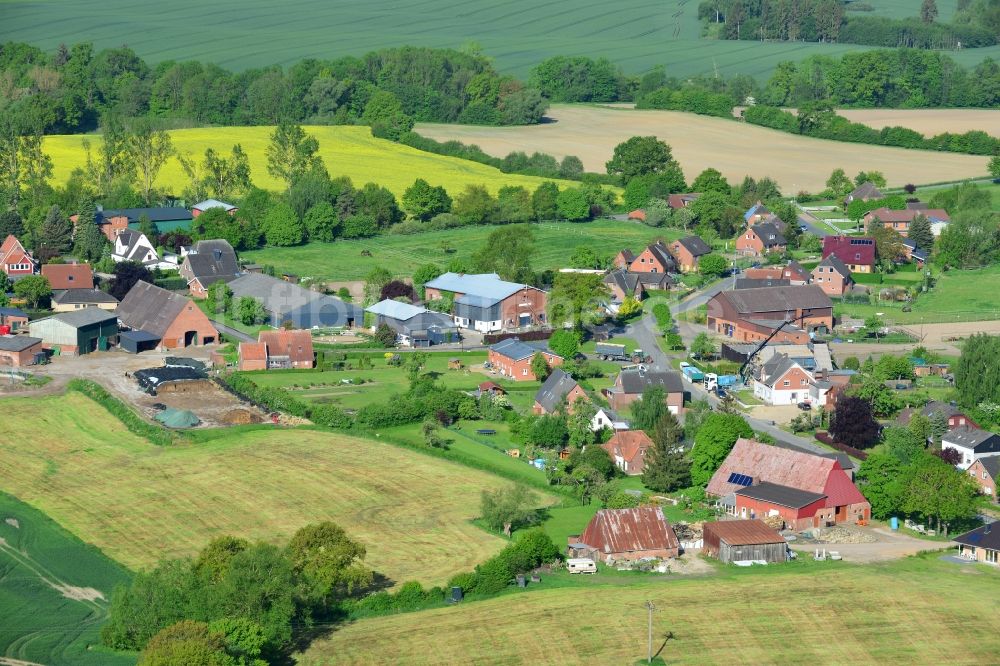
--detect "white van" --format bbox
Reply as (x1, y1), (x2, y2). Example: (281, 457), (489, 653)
(566, 558), (597, 574)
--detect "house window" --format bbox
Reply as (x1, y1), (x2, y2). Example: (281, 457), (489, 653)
(984, 471), (990, 480)
(988, 550), (998, 564)
(522, 368), (527, 376)
(855, 254), (861, 260)
(783, 380), (790, 387)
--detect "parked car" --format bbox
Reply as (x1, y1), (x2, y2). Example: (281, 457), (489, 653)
(797, 401), (812, 411)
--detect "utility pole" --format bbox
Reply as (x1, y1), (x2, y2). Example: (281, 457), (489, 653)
(645, 600), (656, 664)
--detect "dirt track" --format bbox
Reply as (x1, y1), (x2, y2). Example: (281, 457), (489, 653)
(830, 320), (1000, 360)
(416, 105), (990, 192)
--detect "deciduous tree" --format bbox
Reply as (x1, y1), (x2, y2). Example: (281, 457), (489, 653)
(127, 119), (173, 205)
(402, 178), (452, 221)
(605, 136), (674, 183)
(471, 224), (535, 284)
(286, 521), (373, 602)
(109, 261), (153, 300)
(266, 123), (322, 190)
(547, 329), (580, 360)
(830, 396), (881, 449)
(698, 253), (726, 277)
(480, 485), (540, 536)
(690, 413), (753, 486)
(12, 275), (51, 308)
(530, 352), (551, 381)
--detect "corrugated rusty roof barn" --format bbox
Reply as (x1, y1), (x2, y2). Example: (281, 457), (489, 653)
(574, 506), (679, 561)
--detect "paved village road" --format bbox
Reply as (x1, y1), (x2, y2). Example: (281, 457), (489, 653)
(626, 278), (831, 456)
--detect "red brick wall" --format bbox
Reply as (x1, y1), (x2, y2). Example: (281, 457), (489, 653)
(736, 231), (764, 256)
(0, 342), (42, 367)
(811, 268), (849, 296)
(967, 460), (997, 502)
(161, 302), (219, 349)
(489, 349), (562, 381)
(499, 288), (547, 328)
(735, 495), (826, 531)
(629, 248), (669, 274)
(670, 242), (697, 272)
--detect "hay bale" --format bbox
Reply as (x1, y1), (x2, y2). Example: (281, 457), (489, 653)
(222, 409), (263, 425)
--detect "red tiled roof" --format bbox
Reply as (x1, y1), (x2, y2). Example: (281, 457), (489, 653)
(258, 329), (313, 364)
(0, 235), (33, 266)
(628, 209), (646, 221)
(822, 236), (876, 267)
(603, 430), (653, 465)
(41, 263), (94, 290)
(577, 506), (678, 555)
(239, 342), (267, 362)
(707, 438), (867, 510)
(865, 207), (950, 223)
(479, 381), (504, 392)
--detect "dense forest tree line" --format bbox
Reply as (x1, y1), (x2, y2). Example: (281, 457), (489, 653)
(0, 42), (548, 135)
(697, 0), (999, 48)
(534, 49), (1000, 111)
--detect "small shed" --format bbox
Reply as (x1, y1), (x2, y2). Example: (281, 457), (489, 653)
(702, 520), (788, 564)
(120, 330), (161, 354)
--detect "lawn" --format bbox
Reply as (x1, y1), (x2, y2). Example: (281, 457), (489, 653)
(42, 126), (575, 198)
(378, 421), (549, 489)
(3, 0), (985, 80)
(243, 220), (677, 281)
(0, 391), (540, 586)
(836, 264), (1000, 324)
(245, 351), (492, 409)
(296, 554), (1000, 665)
(0, 492), (134, 666)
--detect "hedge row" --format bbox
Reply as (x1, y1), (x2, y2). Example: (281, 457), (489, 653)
(636, 87), (735, 119)
(815, 431), (870, 461)
(66, 379), (179, 446)
(220, 373), (352, 428)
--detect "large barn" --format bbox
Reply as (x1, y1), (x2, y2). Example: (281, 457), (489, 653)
(567, 506), (679, 563)
(228, 273), (362, 329)
(707, 438), (870, 530)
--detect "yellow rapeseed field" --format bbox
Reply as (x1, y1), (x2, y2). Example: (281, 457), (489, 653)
(43, 126), (574, 197)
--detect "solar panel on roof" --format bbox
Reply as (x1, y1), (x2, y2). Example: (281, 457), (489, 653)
(727, 472), (753, 487)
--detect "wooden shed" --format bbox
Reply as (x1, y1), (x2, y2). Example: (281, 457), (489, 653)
(702, 520), (788, 564)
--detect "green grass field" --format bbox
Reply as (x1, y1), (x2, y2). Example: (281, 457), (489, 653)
(247, 352), (491, 410)
(42, 126), (574, 198)
(0, 492), (134, 666)
(837, 264), (1000, 324)
(244, 220), (677, 280)
(4, 0), (993, 79)
(0, 391), (556, 586)
(297, 554), (1000, 665)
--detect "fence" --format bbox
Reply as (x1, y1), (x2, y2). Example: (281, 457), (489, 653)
(815, 431), (869, 461)
(483, 329), (553, 345)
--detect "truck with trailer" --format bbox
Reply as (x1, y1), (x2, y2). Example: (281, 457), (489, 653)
(680, 362), (704, 382)
(595, 343), (652, 364)
(594, 343), (628, 362)
(705, 373), (740, 391)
